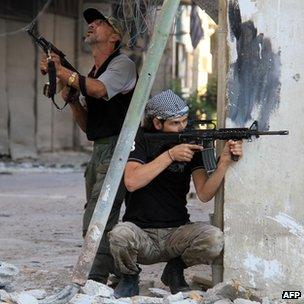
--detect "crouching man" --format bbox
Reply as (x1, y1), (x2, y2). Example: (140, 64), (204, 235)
(109, 90), (243, 298)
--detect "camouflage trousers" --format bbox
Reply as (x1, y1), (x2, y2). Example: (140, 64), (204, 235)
(109, 221), (224, 275)
(83, 136), (125, 283)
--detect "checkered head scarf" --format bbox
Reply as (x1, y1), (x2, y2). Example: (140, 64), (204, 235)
(145, 90), (189, 120)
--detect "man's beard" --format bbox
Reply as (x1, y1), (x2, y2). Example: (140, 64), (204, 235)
(84, 35), (98, 45)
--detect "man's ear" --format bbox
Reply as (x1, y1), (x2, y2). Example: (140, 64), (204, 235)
(109, 33), (120, 44)
(153, 117), (163, 130)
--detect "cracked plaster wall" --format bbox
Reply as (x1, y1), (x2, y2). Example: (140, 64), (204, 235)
(223, 0), (304, 298)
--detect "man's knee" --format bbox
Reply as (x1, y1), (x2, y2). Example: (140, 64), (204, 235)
(109, 222), (139, 248)
(207, 227), (224, 256)
(182, 224), (224, 265)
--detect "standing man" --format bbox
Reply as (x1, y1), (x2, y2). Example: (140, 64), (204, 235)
(40, 8), (137, 284)
(108, 90), (243, 298)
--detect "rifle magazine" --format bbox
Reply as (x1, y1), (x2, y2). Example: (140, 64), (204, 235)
(201, 148), (217, 173)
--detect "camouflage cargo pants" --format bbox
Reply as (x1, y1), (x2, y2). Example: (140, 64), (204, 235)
(109, 221), (224, 275)
(83, 136), (125, 283)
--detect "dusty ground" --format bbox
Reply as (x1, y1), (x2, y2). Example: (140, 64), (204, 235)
(0, 152), (214, 296)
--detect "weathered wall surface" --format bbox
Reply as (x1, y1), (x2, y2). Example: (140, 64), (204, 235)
(0, 19), (9, 155)
(6, 20), (37, 159)
(36, 13), (76, 152)
(224, 0), (304, 298)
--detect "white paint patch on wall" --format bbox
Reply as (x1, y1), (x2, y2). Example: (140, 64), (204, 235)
(238, 0), (258, 21)
(268, 212), (304, 241)
(243, 253), (283, 281)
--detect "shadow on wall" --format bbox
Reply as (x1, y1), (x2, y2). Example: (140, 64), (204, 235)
(227, 0), (281, 131)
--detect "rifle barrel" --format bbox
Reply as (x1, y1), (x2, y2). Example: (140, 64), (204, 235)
(258, 130), (289, 135)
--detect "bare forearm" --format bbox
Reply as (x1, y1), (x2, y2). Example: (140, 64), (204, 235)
(57, 67), (107, 99)
(198, 162), (229, 202)
(125, 152), (172, 192)
(69, 101), (87, 132)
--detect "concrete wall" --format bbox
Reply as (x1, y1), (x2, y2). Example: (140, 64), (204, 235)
(0, 13), (78, 158)
(0, 19), (9, 155)
(224, 0), (304, 299)
(2, 19), (37, 159)
(36, 13), (76, 152)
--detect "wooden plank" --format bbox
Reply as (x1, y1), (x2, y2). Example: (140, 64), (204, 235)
(212, 0), (228, 285)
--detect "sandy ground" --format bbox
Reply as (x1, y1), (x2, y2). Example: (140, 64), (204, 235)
(0, 152), (214, 295)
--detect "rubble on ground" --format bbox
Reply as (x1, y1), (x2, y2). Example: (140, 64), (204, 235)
(0, 262), (289, 304)
(0, 262), (19, 290)
(0, 151), (90, 174)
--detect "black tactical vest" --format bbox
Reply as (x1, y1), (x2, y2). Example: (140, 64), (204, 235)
(85, 50), (135, 141)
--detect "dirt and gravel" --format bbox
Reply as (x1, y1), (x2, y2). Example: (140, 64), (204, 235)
(0, 152), (214, 295)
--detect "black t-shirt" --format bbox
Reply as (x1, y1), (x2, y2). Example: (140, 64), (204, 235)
(122, 128), (205, 229)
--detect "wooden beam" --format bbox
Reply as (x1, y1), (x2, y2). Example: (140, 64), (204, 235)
(212, 0), (228, 285)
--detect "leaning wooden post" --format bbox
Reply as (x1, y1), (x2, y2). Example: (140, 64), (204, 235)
(72, 0), (181, 286)
(212, 0), (228, 285)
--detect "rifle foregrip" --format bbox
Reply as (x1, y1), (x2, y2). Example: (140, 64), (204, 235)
(231, 153), (239, 161)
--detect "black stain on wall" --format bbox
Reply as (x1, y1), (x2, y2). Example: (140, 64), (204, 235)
(228, 0), (281, 130)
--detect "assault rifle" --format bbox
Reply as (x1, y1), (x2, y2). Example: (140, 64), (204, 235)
(26, 22), (79, 110)
(144, 121), (289, 172)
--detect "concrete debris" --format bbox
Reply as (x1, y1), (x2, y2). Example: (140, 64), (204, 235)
(192, 276), (213, 291)
(234, 299), (260, 304)
(81, 280), (114, 298)
(26, 290), (47, 300)
(149, 288), (171, 297)
(187, 291), (204, 302)
(0, 262), (287, 304)
(214, 300), (233, 304)
(69, 294), (95, 304)
(38, 283), (79, 304)
(0, 262), (19, 289)
(9, 291), (39, 304)
(0, 289), (11, 302)
(261, 300), (287, 304)
(203, 280), (261, 303)
(128, 296), (163, 303)
(100, 298), (131, 304)
(164, 292), (184, 303)
(92, 296), (161, 304)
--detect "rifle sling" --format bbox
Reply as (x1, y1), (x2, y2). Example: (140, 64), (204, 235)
(78, 75), (88, 97)
(48, 60), (68, 110)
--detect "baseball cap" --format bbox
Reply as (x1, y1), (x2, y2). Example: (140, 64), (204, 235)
(145, 90), (189, 120)
(83, 8), (123, 38)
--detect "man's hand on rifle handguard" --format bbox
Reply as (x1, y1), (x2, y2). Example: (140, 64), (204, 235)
(219, 140), (243, 166)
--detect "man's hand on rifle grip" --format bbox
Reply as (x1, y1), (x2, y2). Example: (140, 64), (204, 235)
(48, 53), (62, 75)
(40, 54), (48, 75)
(169, 144), (203, 163)
(40, 52), (62, 76)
